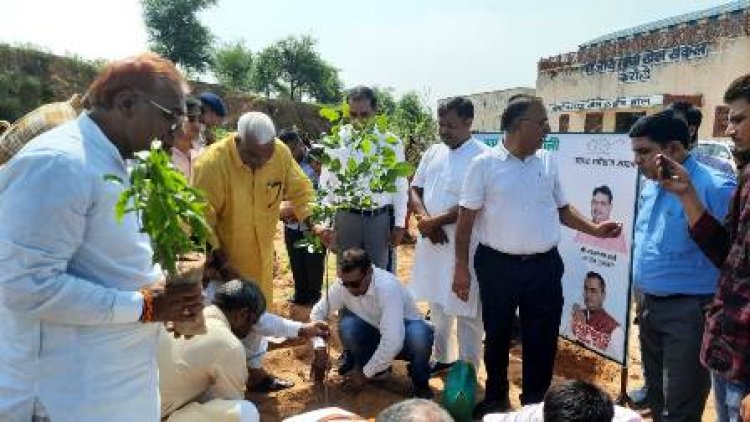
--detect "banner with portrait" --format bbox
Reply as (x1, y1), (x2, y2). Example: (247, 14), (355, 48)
(550, 133), (638, 365)
(475, 132), (637, 364)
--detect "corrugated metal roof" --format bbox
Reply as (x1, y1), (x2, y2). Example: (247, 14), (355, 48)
(582, 1), (750, 47)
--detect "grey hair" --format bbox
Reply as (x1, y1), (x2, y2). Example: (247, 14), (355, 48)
(212, 279), (266, 316)
(237, 112), (276, 145)
(376, 399), (454, 422)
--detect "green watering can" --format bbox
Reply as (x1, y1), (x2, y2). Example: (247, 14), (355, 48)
(441, 361), (477, 422)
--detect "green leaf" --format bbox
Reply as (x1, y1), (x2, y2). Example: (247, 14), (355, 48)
(319, 107), (340, 122)
(392, 162), (414, 177)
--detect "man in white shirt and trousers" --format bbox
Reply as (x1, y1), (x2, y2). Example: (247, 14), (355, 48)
(409, 97), (489, 374)
(454, 96), (622, 418)
(309, 248), (434, 399)
(319, 86), (409, 272)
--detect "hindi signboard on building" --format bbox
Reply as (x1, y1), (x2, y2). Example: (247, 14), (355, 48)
(551, 95), (664, 113)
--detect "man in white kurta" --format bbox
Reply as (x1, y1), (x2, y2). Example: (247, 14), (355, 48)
(0, 54), (207, 422)
(409, 97), (489, 371)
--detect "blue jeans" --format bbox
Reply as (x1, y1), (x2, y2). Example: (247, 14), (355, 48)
(713, 372), (750, 422)
(338, 309), (433, 387)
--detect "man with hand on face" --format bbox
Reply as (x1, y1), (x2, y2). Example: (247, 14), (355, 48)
(309, 248), (434, 399)
(564, 272), (623, 361)
(455, 96), (623, 417)
(192, 111), (323, 393)
(159, 279), (328, 422)
(653, 74), (750, 422)
(409, 96), (489, 375)
(629, 109), (735, 421)
(0, 53), (205, 421)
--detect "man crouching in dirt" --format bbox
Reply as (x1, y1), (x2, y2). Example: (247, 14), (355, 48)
(158, 280), (328, 421)
(309, 248), (435, 399)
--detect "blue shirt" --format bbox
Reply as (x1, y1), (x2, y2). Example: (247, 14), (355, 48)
(0, 114), (161, 421)
(633, 155), (736, 295)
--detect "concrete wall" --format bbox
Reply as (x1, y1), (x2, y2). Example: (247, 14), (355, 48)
(444, 87), (535, 132)
(536, 37), (750, 138)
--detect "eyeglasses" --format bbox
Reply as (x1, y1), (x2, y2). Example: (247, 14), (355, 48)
(147, 98), (186, 133)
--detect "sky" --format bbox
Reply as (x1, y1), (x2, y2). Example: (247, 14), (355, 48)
(0, 0), (723, 108)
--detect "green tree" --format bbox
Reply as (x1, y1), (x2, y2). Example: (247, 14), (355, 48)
(251, 46), (282, 98)
(372, 86), (397, 116)
(392, 91), (437, 167)
(252, 35), (343, 103)
(212, 40), (253, 92)
(141, 0), (217, 74)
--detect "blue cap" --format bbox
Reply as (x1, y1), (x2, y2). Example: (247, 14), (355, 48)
(198, 92), (228, 117)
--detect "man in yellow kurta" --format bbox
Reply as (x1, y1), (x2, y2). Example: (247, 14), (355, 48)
(193, 112), (314, 303)
(193, 112), (318, 392)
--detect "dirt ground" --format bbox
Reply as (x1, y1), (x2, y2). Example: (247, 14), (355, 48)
(252, 225), (717, 421)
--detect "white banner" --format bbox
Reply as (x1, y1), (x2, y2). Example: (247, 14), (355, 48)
(550, 133), (637, 365)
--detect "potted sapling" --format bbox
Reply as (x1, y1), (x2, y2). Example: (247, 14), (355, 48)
(105, 141), (210, 335)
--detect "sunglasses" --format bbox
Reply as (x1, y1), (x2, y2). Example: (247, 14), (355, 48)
(147, 98), (186, 133)
(340, 271), (370, 290)
(187, 115), (200, 123)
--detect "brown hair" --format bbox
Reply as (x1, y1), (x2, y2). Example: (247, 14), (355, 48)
(86, 52), (188, 109)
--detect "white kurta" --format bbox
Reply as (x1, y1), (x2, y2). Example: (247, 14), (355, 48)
(0, 114), (159, 422)
(409, 139), (490, 318)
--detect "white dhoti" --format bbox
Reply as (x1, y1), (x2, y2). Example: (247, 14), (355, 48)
(166, 399), (259, 422)
(410, 224), (483, 369)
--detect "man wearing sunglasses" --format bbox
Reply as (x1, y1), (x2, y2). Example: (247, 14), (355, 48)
(0, 53), (204, 421)
(309, 248), (434, 399)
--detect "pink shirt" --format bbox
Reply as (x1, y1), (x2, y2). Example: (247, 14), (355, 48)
(171, 147), (201, 181)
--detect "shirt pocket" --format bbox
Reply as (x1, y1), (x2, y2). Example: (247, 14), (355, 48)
(264, 179), (284, 210)
(657, 207), (691, 254)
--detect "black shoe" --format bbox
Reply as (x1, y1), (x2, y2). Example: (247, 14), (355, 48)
(412, 384), (434, 399)
(473, 397), (511, 419)
(429, 361), (456, 376)
(337, 351), (354, 375)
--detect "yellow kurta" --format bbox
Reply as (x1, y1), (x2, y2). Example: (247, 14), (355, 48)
(192, 134), (313, 301)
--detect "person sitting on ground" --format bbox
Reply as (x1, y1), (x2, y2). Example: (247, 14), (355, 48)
(483, 380), (641, 422)
(377, 398), (454, 422)
(309, 248), (435, 399)
(159, 279), (329, 422)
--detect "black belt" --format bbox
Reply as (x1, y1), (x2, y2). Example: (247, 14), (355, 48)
(483, 244), (557, 262)
(342, 205), (391, 217)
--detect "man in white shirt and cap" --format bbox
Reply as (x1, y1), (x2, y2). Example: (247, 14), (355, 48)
(309, 248), (434, 399)
(455, 96), (622, 417)
(409, 96), (489, 374)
